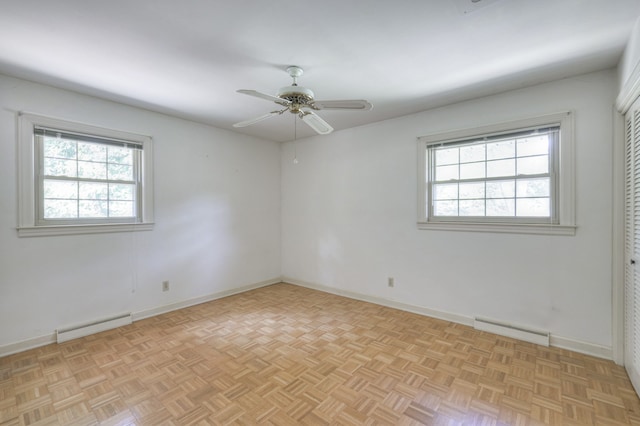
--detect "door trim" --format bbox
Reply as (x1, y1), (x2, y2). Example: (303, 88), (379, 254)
(612, 107), (625, 366)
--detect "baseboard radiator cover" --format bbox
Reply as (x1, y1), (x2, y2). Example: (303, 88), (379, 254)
(474, 317), (550, 346)
(56, 313), (132, 343)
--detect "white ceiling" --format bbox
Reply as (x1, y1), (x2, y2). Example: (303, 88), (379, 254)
(1, 0), (640, 142)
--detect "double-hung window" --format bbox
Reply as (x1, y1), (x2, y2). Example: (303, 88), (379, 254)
(18, 113), (154, 236)
(417, 112), (575, 235)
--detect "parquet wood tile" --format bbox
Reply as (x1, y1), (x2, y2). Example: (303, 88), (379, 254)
(2, 283), (640, 425)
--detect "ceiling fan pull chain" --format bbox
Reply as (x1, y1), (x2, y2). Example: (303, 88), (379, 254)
(293, 114), (299, 164)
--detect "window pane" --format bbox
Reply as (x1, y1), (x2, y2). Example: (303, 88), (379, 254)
(44, 158), (77, 177)
(486, 180), (515, 198)
(109, 201), (134, 217)
(460, 162), (485, 179)
(436, 164), (458, 181)
(435, 147), (458, 166)
(44, 199), (77, 218)
(459, 199), (484, 216)
(517, 198), (550, 217)
(433, 183), (458, 200)
(517, 135), (548, 156)
(487, 159), (515, 178)
(108, 163), (133, 181)
(460, 144), (485, 163)
(516, 178), (550, 198)
(79, 200), (108, 218)
(486, 140), (514, 160)
(43, 180), (77, 199)
(44, 138), (76, 159)
(108, 147), (133, 165)
(459, 182), (484, 199)
(78, 160), (107, 179)
(517, 155), (548, 175)
(109, 184), (135, 201)
(78, 142), (106, 162)
(486, 199), (515, 216)
(79, 182), (108, 200)
(434, 200), (458, 216)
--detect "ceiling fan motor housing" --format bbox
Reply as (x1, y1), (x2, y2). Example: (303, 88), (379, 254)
(277, 85), (313, 113)
(277, 85), (314, 106)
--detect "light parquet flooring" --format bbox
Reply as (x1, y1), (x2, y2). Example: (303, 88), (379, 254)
(1, 283), (640, 425)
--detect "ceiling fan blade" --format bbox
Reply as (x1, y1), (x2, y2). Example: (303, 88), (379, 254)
(310, 99), (372, 111)
(237, 89), (290, 105)
(301, 111), (334, 135)
(233, 111), (281, 128)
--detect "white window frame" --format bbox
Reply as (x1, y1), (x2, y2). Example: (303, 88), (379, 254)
(417, 112), (576, 235)
(17, 112), (154, 237)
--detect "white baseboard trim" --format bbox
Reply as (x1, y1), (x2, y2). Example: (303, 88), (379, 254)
(133, 277), (281, 321)
(0, 333), (56, 358)
(550, 335), (613, 360)
(0, 277), (282, 358)
(281, 276), (474, 327)
(282, 277), (614, 361)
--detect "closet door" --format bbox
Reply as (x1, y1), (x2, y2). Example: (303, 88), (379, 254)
(625, 100), (640, 394)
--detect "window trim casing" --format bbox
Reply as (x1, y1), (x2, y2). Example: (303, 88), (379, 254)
(417, 112), (576, 236)
(18, 112), (154, 237)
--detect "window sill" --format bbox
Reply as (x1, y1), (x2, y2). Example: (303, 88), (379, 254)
(417, 221), (576, 236)
(17, 222), (154, 237)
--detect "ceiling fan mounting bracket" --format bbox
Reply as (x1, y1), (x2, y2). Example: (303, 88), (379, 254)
(286, 66), (304, 79)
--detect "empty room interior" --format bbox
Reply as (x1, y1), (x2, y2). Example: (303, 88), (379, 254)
(4, 0), (640, 425)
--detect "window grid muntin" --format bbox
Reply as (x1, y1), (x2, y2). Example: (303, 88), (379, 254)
(427, 127), (558, 223)
(36, 132), (142, 225)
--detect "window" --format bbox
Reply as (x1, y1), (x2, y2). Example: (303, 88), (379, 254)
(18, 113), (154, 236)
(36, 128), (140, 224)
(430, 127), (558, 220)
(417, 112), (575, 235)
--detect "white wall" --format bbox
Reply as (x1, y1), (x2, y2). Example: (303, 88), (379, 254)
(0, 74), (281, 349)
(0, 68), (618, 354)
(281, 70), (616, 349)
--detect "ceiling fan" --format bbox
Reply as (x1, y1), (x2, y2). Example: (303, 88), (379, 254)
(233, 66), (372, 135)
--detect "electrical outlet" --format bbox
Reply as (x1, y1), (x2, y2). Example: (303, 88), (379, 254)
(162, 281), (170, 292)
(388, 277), (394, 288)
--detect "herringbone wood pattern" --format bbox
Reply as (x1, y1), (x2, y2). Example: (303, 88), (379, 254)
(1, 283), (640, 425)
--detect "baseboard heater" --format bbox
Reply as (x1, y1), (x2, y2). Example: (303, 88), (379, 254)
(474, 317), (550, 346)
(56, 312), (132, 343)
